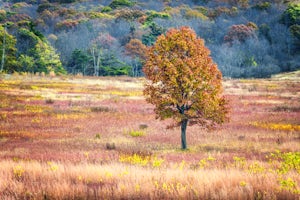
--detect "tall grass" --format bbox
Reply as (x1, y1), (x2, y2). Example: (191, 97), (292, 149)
(0, 160), (299, 199)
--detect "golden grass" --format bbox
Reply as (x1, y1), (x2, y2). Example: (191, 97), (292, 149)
(0, 160), (299, 199)
(250, 122), (300, 132)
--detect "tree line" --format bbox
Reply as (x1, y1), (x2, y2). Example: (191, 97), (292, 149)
(0, 0), (299, 78)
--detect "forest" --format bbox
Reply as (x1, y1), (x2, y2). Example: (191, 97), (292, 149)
(0, 0), (299, 78)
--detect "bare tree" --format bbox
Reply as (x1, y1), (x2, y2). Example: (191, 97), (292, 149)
(90, 45), (102, 76)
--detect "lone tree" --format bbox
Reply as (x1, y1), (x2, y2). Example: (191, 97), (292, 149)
(143, 27), (229, 150)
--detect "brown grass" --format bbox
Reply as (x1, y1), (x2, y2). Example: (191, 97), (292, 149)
(0, 73), (299, 199)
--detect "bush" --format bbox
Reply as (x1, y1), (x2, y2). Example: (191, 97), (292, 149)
(106, 143), (116, 150)
(139, 124), (148, 129)
(95, 133), (101, 139)
(45, 98), (54, 104)
(90, 106), (113, 112)
(128, 130), (145, 137)
(99, 66), (131, 76)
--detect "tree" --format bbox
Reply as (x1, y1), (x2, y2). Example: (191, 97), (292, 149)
(0, 24), (18, 73)
(67, 49), (90, 75)
(89, 33), (118, 76)
(142, 23), (165, 46)
(281, 3), (300, 27)
(125, 39), (147, 76)
(224, 23), (257, 44)
(16, 28), (65, 74)
(18, 54), (34, 73)
(34, 40), (65, 74)
(143, 27), (228, 150)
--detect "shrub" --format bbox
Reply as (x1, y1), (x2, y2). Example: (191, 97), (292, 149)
(119, 153), (150, 166)
(106, 143), (116, 150)
(139, 124), (148, 130)
(95, 133), (101, 139)
(13, 165), (25, 180)
(268, 151), (300, 174)
(45, 98), (54, 104)
(90, 106), (113, 113)
(128, 129), (145, 137)
(99, 66), (131, 76)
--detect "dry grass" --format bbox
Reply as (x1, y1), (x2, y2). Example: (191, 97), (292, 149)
(0, 73), (299, 199)
(0, 160), (299, 199)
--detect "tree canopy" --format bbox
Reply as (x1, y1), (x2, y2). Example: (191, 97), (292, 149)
(0, 24), (18, 73)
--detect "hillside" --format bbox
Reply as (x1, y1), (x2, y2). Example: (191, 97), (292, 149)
(0, 0), (299, 77)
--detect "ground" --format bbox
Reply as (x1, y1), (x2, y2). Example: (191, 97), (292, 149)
(0, 72), (299, 199)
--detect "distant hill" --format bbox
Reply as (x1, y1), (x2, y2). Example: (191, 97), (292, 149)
(0, 0), (299, 77)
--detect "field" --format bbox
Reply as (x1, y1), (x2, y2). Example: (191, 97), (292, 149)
(0, 72), (299, 199)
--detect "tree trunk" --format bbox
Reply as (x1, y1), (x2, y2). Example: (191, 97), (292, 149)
(91, 47), (101, 76)
(181, 119), (188, 150)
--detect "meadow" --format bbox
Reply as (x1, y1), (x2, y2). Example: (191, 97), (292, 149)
(0, 72), (299, 199)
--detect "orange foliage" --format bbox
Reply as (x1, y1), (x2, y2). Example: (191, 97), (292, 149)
(143, 27), (229, 148)
(125, 39), (147, 60)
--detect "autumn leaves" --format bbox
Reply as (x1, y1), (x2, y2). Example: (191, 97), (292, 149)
(143, 27), (229, 149)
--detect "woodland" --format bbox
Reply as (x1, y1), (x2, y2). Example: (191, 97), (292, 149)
(0, 0), (299, 78)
